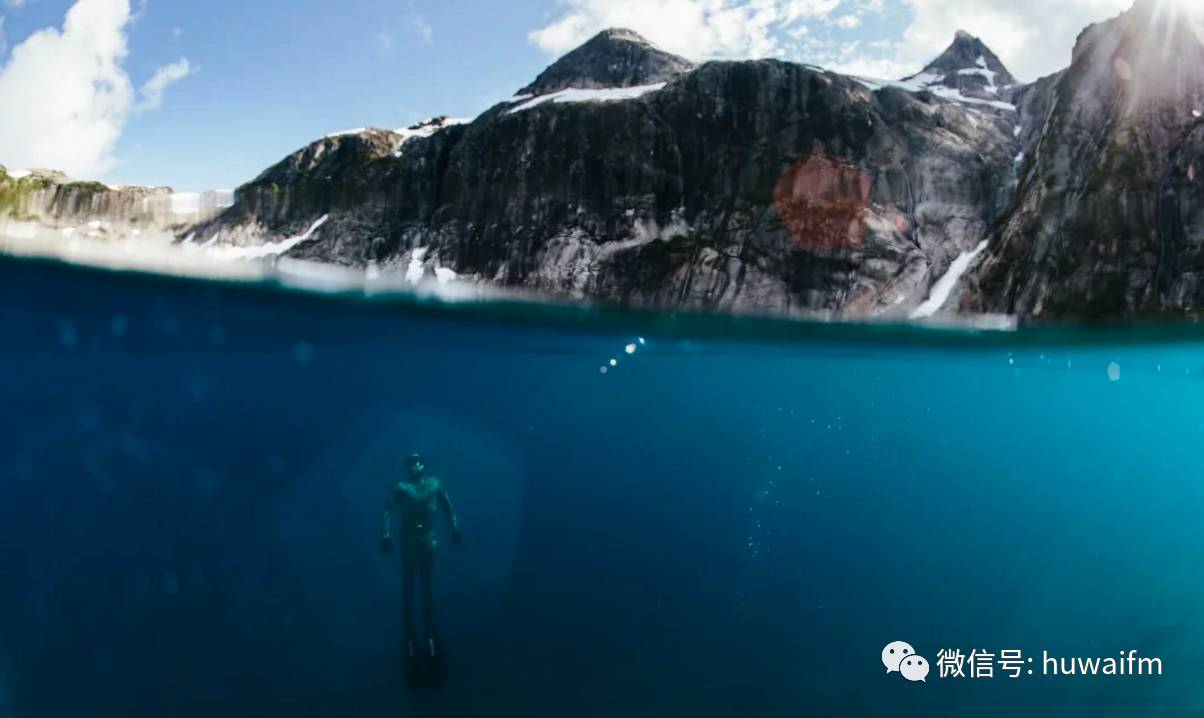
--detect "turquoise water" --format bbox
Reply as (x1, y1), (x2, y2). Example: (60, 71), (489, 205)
(2, 256), (1204, 716)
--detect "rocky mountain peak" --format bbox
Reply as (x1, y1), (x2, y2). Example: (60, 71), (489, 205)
(517, 28), (693, 96)
(907, 31), (1017, 100)
(905, 30), (1016, 101)
(597, 28), (654, 44)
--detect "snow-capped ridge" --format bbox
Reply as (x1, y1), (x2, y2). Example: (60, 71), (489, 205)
(321, 117), (470, 157)
(506, 83), (667, 114)
(904, 31), (1018, 103)
(854, 73), (1017, 112)
(393, 116), (470, 156)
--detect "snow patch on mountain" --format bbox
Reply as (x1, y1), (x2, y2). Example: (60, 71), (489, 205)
(324, 117), (471, 158)
(393, 117), (470, 157)
(911, 240), (990, 318)
(507, 83), (667, 114)
(957, 67), (999, 93)
(405, 247), (428, 284)
(205, 214), (328, 261)
(855, 73), (1016, 111)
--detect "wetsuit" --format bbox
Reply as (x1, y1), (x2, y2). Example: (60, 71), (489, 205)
(382, 476), (459, 650)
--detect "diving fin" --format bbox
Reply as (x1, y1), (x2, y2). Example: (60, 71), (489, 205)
(404, 638), (426, 689)
(425, 634), (446, 688)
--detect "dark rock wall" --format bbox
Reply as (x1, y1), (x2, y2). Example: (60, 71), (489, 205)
(203, 60), (1019, 318)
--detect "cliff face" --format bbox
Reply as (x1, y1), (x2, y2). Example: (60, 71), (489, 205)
(968, 0), (1204, 318)
(0, 166), (231, 242)
(198, 30), (1022, 318)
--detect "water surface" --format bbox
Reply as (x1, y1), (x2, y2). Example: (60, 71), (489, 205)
(2, 256), (1203, 716)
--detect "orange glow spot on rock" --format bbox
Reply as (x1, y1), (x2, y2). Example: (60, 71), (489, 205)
(773, 154), (872, 249)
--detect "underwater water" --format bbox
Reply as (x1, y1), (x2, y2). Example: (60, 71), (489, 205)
(4, 256), (1204, 717)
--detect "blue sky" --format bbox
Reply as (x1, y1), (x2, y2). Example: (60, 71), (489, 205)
(0, 0), (1133, 191)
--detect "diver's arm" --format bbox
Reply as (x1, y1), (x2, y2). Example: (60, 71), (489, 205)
(438, 484), (462, 545)
(380, 495), (394, 554)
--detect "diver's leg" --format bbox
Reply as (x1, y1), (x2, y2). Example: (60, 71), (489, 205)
(420, 548), (436, 642)
(401, 550), (425, 688)
(402, 552), (418, 646)
(419, 547), (445, 686)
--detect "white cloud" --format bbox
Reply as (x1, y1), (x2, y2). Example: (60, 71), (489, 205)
(529, 0), (1139, 83)
(376, 30), (393, 56)
(834, 13), (861, 28)
(529, 0), (843, 60)
(824, 47), (912, 78)
(409, 14), (433, 46)
(137, 57), (191, 112)
(0, 0), (188, 179)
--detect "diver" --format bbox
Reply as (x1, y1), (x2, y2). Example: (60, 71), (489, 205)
(380, 453), (461, 688)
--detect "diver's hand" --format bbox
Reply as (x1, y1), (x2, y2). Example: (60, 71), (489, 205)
(451, 529), (463, 547)
(380, 537), (393, 555)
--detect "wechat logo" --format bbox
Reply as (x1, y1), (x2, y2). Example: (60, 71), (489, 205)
(882, 641), (930, 683)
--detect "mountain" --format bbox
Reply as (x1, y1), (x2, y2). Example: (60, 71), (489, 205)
(194, 28), (1022, 318)
(967, 0), (1204, 318)
(8, 2), (1204, 322)
(0, 166), (232, 242)
(904, 30), (1018, 102)
(517, 28), (693, 96)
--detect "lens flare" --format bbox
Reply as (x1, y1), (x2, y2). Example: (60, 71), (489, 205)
(1155, 0), (1204, 20)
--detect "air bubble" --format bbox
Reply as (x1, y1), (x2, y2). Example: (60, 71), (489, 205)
(58, 320), (78, 349)
(293, 341), (315, 364)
